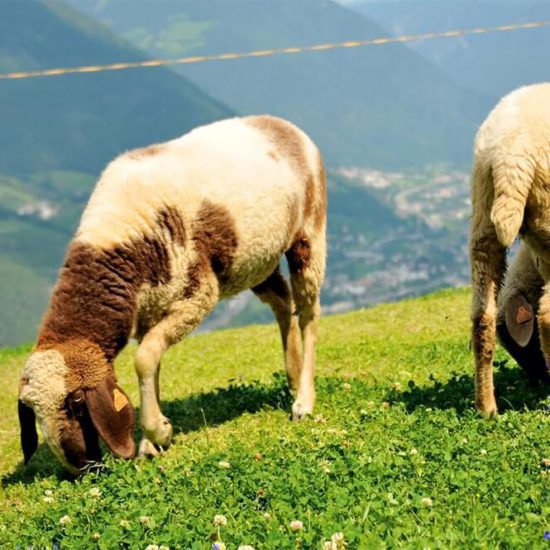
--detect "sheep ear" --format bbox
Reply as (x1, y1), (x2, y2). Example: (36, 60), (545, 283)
(85, 378), (135, 459)
(505, 294), (534, 348)
(18, 400), (38, 464)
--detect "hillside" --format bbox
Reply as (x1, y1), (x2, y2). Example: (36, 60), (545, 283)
(0, 0), (232, 345)
(0, 167), (462, 345)
(0, 0), (232, 177)
(73, 0), (492, 169)
(1, 288), (549, 546)
(353, 0), (550, 98)
(0, 1), (487, 346)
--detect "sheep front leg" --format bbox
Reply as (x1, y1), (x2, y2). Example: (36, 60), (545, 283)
(135, 332), (172, 457)
(470, 230), (506, 416)
(136, 279), (219, 457)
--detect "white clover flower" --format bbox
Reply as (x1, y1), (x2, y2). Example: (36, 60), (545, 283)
(289, 519), (303, 531)
(213, 514), (228, 527)
(327, 532), (346, 548)
(462, 438), (468, 444)
(237, 546), (256, 550)
(262, 512), (272, 520)
(342, 382), (352, 391)
(140, 516), (152, 526)
(59, 515), (72, 526)
(480, 449), (488, 456)
(159, 546), (170, 550)
(92, 533), (101, 541)
(145, 545), (159, 550)
(44, 489), (53, 496)
(119, 519), (130, 529)
(88, 487), (101, 498)
(218, 461), (231, 469)
(420, 497), (433, 507)
(43, 496), (54, 504)
(410, 448), (418, 455)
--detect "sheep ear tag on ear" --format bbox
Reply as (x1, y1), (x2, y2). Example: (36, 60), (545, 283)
(505, 294), (535, 348)
(18, 400), (38, 464)
(84, 378), (135, 459)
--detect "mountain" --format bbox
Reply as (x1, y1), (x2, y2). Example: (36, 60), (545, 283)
(0, 0), (232, 178)
(352, 0), (550, 98)
(0, 0), (233, 345)
(72, 0), (492, 169)
(0, 1), (477, 346)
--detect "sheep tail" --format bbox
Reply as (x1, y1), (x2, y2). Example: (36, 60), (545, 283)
(490, 154), (534, 248)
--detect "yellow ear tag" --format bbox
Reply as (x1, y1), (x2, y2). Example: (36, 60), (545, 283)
(113, 388), (129, 412)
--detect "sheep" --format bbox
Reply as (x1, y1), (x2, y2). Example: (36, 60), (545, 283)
(470, 82), (550, 416)
(496, 242), (549, 384)
(18, 115), (327, 473)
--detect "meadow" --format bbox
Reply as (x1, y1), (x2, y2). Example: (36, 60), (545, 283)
(0, 288), (548, 548)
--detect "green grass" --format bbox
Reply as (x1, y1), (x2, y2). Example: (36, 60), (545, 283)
(1, 288), (548, 548)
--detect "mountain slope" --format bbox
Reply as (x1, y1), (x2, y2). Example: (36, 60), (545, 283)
(353, 0), (550, 98)
(73, 0), (492, 169)
(0, 0), (232, 177)
(0, 0), (233, 345)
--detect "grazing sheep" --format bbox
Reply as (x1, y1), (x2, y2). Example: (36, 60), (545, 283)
(470, 82), (550, 415)
(496, 243), (549, 384)
(18, 115), (327, 473)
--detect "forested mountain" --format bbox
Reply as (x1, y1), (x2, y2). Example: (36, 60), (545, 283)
(0, 0), (232, 345)
(73, 0), (492, 169)
(353, 0), (550, 98)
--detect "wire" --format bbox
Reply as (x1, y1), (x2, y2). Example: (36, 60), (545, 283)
(0, 20), (548, 81)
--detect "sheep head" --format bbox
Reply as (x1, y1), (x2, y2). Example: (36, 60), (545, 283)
(18, 340), (135, 474)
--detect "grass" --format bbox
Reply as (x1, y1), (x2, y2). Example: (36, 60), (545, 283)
(0, 287), (548, 548)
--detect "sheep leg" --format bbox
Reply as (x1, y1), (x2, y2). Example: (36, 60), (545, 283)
(252, 266), (302, 391)
(534, 277), (550, 383)
(136, 278), (218, 457)
(135, 333), (170, 456)
(470, 223), (506, 416)
(287, 233), (326, 420)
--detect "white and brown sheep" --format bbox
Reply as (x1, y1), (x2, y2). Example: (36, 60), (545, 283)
(18, 115), (327, 473)
(470, 82), (550, 416)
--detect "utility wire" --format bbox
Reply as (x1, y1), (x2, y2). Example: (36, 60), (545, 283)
(0, 20), (548, 81)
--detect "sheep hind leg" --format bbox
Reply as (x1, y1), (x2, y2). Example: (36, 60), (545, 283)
(135, 278), (219, 457)
(470, 225), (506, 417)
(286, 233), (326, 421)
(252, 266), (302, 392)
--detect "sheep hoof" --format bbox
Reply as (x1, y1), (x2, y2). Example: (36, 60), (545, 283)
(291, 400), (314, 421)
(476, 400), (498, 418)
(138, 438), (163, 458)
(143, 415), (173, 447)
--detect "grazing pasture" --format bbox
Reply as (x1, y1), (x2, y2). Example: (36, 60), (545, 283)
(0, 288), (548, 548)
